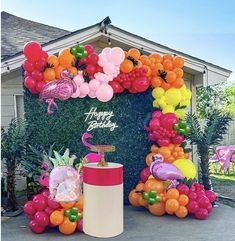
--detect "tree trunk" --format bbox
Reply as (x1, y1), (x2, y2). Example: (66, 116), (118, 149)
(199, 147), (212, 190)
(6, 159), (18, 211)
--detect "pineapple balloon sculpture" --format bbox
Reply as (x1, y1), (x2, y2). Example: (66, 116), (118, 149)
(49, 149), (81, 202)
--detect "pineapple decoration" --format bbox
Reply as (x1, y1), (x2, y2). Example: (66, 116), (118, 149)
(49, 149), (81, 203)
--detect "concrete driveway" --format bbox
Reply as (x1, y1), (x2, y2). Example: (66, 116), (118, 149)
(2, 204), (235, 241)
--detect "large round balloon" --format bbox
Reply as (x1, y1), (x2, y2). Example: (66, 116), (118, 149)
(23, 41), (43, 62)
(96, 84), (113, 102)
(173, 159), (197, 179)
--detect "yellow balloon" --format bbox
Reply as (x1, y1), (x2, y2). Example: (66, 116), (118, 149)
(153, 100), (159, 107)
(162, 105), (175, 114)
(152, 87), (165, 99)
(165, 88), (182, 106)
(173, 159), (196, 179)
(148, 175), (154, 179)
(180, 100), (190, 107)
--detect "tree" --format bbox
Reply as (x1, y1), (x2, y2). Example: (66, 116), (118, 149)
(186, 110), (232, 190)
(1, 118), (27, 211)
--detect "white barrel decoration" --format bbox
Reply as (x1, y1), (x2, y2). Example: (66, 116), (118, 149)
(83, 162), (123, 238)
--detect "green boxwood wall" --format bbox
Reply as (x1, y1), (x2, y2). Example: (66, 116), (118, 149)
(24, 87), (154, 203)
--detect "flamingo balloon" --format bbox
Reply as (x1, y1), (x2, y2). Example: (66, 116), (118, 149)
(39, 162), (50, 188)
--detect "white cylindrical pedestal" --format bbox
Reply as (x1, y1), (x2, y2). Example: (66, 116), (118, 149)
(83, 162), (123, 238)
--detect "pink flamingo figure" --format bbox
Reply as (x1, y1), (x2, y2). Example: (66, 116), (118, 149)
(39, 162), (50, 188)
(82, 132), (102, 163)
(39, 69), (77, 115)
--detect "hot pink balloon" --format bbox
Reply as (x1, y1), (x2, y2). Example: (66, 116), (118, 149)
(23, 60), (35, 72)
(96, 84), (113, 102)
(34, 211), (49, 227)
(160, 113), (178, 130)
(24, 76), (36, 89)
(29, 220), (45, 234)
(140, 167), (150, 183)
(24, 201), (36, 216)
(84, 44), (94, 54)
(110, 47), (125, 65)
(23, 41), (43, 62)
(33, 194), (47, 211)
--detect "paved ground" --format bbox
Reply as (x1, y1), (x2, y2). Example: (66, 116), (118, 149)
(2, 204), (235, 241)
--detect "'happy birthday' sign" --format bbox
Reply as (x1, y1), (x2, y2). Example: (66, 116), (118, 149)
(84, 107), (118, 132)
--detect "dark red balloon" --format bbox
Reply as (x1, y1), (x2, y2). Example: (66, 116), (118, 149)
(41, 51), (48, 59)
(109, 81), (123, 94)
(132, 77), (150, 92)
(206, 203), (212, 214)
(86, 64), (96, 75)
(24, 76), (36, 89)
(188, 191), (197, 200)
(47, 196), (60, 209)
(23, 41), (43, 62)
(140, 167), (150, 183)
(29, 220), (45, 234)
(84, 44), (94, 54)
(88, 53), (99, 65)
(23, 60), (35, 73)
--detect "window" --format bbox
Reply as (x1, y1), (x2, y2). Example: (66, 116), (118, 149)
(14, 94), (24, 118)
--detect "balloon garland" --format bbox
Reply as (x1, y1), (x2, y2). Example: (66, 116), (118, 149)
(22, 41), (217, 236)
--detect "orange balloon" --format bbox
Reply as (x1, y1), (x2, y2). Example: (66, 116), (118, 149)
(173, 68), (183, 78)
(138, 195), (148, 207)
(55, 65), (65, 79)
(136, 183), (145, 192)
(128, 48), (141, 60)
(162, 59), (173, 71)
(178, 194), (189, 206)
(50, 210), (64, 226)
(151, 76), (163, 88)
(43, 68), (56, 82)
(74, 196), (83, 211)
(159, 193), (166, 203)
(163, 54), (173, 61)
(149, 56), (156, 64)
(145, 153), (155, 166)
(47, 55), (59, 68)
(148, 202), (165, 216)
(175, 205), (188, 218)
(150, 144), (159, 153)
(161, 81), (171, 91)
(120, 59), (134, 73)
(68, 66), (78, 76)
(166, 188), (180, 200)
(60, 202), (76, 209)
(135, 60), (143, 68)
(165, 199), (179, 213)
(143, 179), (164, 193)
(149, 53), (162, 63)
(155, 63), (164, 74)
(166, 71), (176, 83)
(158, 146), (171, 159)
(168, 144), (175, 151)
(139, 55), (149, 64)
(172, 78), (184, 88)
(143, 65), (152, 77)
(59, 217), (77, 235)
(165, 156), (175, 163)
(128, 189), (140, 206)
(173, 56), (184, 68)
(58, 48), (75, 68)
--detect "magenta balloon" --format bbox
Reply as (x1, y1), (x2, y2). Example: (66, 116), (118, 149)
(24, 76), (36, 89)
(152, 110), (162, 119)
(35, 58), (47, 72)
(88, 53), (99, 65)
(86, 64), (96, 75)
(157, 138), (171, 147)
(195, 208), (209, 220)
(149, 118), (160, 131)
(77, 220), (83, 232)
(23, 60), (35, 72)
(150, 161), (183, 181)
(205, 190), (216, 203)
(24, 201), (36, 216)
(197, 196), (210, 208)
(33, 194), (47, 211)
(140, 167), (150, 183)
(41, 189), (50, 197)
(34, 211), (49, 227)
(132, 77), (150, 92)
(29, 220), (45, 234)
(206, 203), (212, 214)
(172, 135), (184, 144)
(159, 113), (178, 130)
(96, 84), (113, 102)
(47, 196), (60, 209)
(23, 41), (43, 62)
(187, 200), (199, 213)
(148, 133), (155, 142)
(31, 70), (43, 81)
(84, 44), (94, 55)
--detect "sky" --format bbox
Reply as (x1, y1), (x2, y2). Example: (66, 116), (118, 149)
(2, 0), (235, 83)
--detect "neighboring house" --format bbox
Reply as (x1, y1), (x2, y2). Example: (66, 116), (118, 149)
(1, 11), (232, 189)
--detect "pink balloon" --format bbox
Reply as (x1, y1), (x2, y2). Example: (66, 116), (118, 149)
(102, 47), (111, 55)
(110, 47), (125, 65)
(71, 86), (80, 98)
(29, 220), (45, 234)
(34, 211), (49, 227)
(89, 79), (100, 91)
(103, 63), (117, 75)
(88, 90), (97, 98)
(172, 135), (184, 145)
(24, 201), (36, 216)
(33, 194), (47, 211)
(73, 74), (84, 86)
(98, 53), (108, 67)
(160, 113), (178, 130)
(79, 82), (90, 96)
(96, 84), (113, 102)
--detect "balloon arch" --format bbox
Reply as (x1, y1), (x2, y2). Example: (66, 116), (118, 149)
(22, 42), (216, 235)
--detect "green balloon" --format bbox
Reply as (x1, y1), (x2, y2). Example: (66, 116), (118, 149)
(76, 44), (84, 53)
(178, 128), (185, 136)
(155, 196), (161, 203)
(69, 215), (77, 222)
(70, 47), (77, 55)
(64, 210), (71, 217)
(75, 52), (83, 60)
(82, 50), (88, 58)
(143, 192), (149, 200)
(70, 207), (78, 215)
(179, 120), (187, 129)
(76, 212), (82, 221)
(149, 190), (157, 198)
(185, 126), (190, 134)
(148, 197), (156, 205)
(173, 124), (179, 131)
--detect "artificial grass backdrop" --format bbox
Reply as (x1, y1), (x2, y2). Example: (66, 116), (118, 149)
(24, 88), (154, 203)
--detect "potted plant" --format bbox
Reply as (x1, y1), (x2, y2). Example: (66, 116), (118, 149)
(187, 110), (232, 190)
(1, 118), (27, 216)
